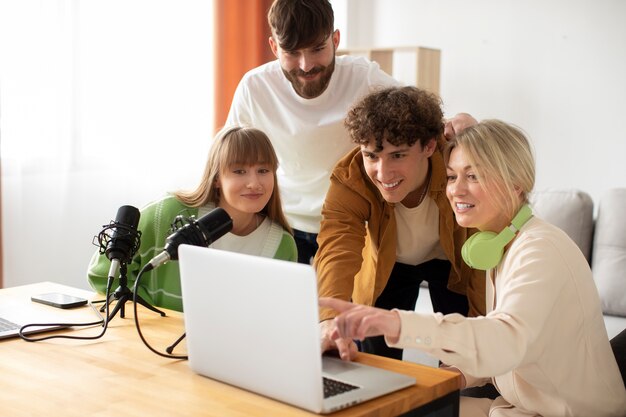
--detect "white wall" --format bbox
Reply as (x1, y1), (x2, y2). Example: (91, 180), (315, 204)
(1, 1), (213, 290)
(338, 0), (626, 205)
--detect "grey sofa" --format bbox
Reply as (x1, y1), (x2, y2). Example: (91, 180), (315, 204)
(406, 188), (626, 365)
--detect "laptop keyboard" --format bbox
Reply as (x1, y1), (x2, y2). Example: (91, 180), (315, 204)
(0, 317), (20, 332)
(323, 377), (359, 398)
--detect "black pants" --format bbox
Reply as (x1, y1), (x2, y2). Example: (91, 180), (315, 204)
(360, 259), (469, 360)
(293, 229), (318, 265)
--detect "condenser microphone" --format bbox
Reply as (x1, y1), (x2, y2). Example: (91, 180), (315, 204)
(145, 207), (232, 271)
(100, 205), (141, 280)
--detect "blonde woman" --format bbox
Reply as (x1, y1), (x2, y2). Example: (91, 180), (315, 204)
(321, 120), (626, 416)
(88, 127), (296, 311)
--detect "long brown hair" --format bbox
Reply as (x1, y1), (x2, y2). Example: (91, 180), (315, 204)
(174, 126), (292, 234)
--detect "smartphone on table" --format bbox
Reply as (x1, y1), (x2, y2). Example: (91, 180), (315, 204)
(31, 293), (88, 309)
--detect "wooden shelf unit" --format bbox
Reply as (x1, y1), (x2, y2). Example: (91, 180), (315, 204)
(337, 46), (441, 94)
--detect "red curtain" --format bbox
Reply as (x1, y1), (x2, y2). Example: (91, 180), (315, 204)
(213, 0), (275, 131)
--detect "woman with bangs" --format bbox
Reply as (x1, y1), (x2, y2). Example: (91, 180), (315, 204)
(87, 126), (297, 311)
(320, 120), (626, 416)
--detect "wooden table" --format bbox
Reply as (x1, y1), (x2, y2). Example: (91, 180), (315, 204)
(0, 282), (460, 417)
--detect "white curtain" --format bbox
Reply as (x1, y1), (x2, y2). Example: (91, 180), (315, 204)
(0, 0), (214, 289)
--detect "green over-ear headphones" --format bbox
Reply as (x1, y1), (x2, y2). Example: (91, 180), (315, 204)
(461, 204), (533, 270)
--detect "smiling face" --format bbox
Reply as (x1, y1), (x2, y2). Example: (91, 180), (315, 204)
(445, 146), (508, 232)
(269, 30), (339, 99)
(216, 164), (274, 217)
(361, 138), (435, 207)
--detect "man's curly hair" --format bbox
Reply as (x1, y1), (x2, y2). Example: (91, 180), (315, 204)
(345, 86), (444, 152)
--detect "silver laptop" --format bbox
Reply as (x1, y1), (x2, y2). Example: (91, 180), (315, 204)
(178, 245), (416, 414)
(0, 299), (68, 339)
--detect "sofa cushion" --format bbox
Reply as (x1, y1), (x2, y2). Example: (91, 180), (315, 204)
(592, 189), (626, 317)
(530, 189), (594, 262)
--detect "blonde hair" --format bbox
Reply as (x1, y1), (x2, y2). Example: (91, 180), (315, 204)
(174, 126), (292, 234)
(445, 119), (535, 219)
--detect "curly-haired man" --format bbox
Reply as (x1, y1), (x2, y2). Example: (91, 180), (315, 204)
(316, 86), (485, 361)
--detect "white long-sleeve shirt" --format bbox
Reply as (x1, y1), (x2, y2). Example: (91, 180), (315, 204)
(226, 55), (399, 233)
(388, 217), (626, 416)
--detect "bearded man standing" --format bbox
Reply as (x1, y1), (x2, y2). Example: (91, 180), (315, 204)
(226, 0), (399, 264)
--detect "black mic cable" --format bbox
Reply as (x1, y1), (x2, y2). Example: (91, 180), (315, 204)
(19, 275), (114, 342)
(131, 264), (187, 359)
(132, 207), (233, 359)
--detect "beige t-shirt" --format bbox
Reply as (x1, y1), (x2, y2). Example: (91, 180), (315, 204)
(395, 196), (447, 265)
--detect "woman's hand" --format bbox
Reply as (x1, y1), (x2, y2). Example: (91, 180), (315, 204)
(319, 319), (359, 361)
(319, 297), (402, 345)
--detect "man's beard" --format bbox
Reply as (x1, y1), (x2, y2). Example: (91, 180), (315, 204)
(283, 55), (335, 99)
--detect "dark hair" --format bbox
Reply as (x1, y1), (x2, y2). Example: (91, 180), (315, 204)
(268, 0), (334, 51)
(344, 86), (444, 152)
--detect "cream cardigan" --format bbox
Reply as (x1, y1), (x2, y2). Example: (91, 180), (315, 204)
(388, 217), (626, 416)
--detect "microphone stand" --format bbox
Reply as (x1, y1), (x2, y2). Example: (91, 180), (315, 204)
(166, 332), (186, 354)
(101, 263), (165, 320)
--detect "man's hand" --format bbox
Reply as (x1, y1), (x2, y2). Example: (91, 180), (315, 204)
(444, 113), (478, 140)
(320, 319), (358, 361)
